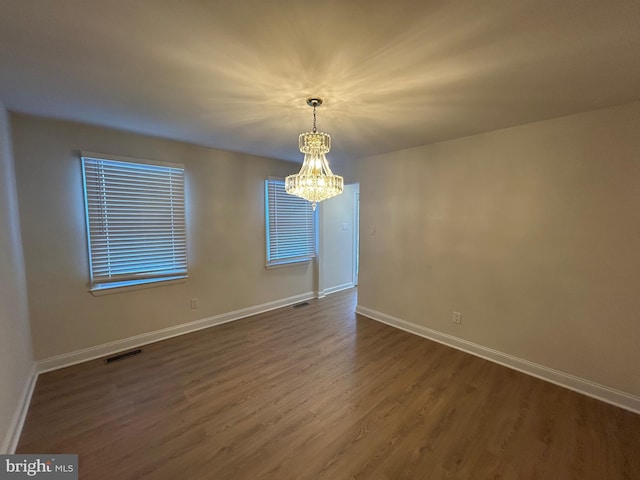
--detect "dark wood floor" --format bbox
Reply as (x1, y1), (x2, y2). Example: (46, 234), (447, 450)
(18, 289), (640, 479)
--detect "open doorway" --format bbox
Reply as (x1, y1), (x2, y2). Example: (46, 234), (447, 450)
(317, 183), (360, 296)
(353, 189), (359, 286)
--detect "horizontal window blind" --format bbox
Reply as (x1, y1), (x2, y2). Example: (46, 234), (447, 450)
(81, 154), (187, 288)
(265, 178), (316, 265)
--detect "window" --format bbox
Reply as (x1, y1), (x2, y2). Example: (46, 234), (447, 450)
(81, 152), (187, 292)
(265, 178), (316, 266)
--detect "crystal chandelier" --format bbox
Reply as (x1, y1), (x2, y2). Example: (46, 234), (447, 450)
(285, 98), (344, 210)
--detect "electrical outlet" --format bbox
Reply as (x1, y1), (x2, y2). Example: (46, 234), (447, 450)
(190, 298), (199, 309)
(452, 312), (462, 325)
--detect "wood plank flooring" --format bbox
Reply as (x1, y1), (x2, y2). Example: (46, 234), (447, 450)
(18, 289), (640, 479)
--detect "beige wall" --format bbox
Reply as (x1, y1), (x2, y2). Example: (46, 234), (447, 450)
(318, 184), (359, 294)
(0, 104), (33, 452)
(355, 101), (640, 397)
(11, 113), (314, 361)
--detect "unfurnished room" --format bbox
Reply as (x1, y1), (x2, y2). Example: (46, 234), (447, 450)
(0, 1), (639, 479)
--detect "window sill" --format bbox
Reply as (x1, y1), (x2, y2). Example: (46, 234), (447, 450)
(90, 276), (188, 296)
(265, 259), (313, 270)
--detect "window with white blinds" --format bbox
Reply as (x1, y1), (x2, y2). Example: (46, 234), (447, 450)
(265, 178), (316, 266)
(81, 153), (187, 291)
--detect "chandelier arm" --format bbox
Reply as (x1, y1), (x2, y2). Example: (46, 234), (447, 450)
(320, 155), (334, 176)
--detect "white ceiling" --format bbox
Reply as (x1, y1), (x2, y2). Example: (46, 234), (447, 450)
(1, 0), (639, 166)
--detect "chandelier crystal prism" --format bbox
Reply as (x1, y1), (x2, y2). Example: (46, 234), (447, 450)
(285, 98), (344, 210)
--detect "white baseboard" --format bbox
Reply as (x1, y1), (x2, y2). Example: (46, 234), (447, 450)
(356, 305), (640, 415)
(37, 292), (315, 374)
(316, 282), (355, 299)
(1, 363), (38, 454)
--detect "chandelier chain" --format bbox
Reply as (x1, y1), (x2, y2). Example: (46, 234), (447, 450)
(312, 104), (317, 133)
